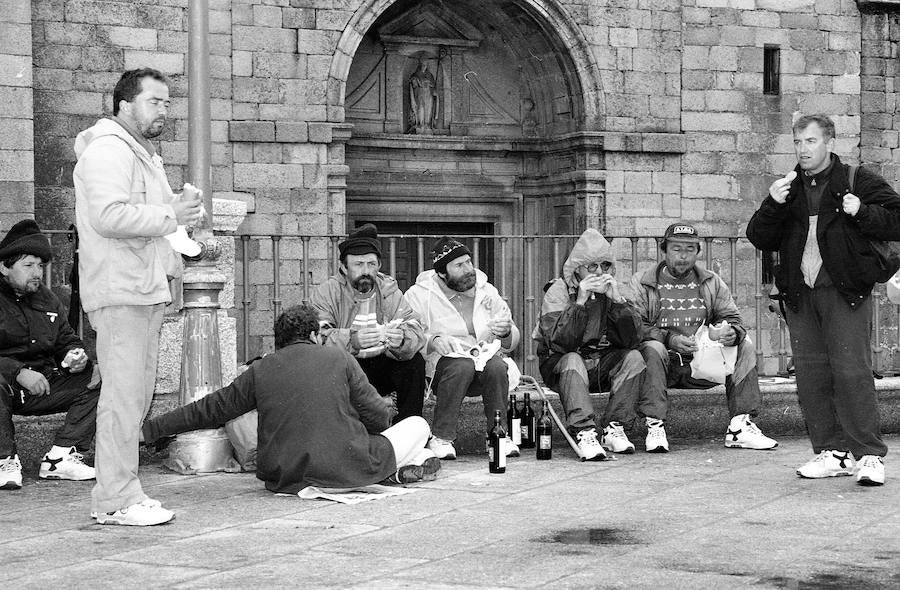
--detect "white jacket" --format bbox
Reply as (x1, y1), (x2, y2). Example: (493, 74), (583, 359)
(73, 118), (181, 312)
(403, 269), (520, 376)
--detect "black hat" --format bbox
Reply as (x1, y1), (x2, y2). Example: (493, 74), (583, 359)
(339, 223), (382, 259)
(662, 223), (701, 246)
(0, 219), (52, 263)
(431, 236), (471, 274)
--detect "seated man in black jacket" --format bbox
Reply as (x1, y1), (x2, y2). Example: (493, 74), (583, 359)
(141, 304), (440, 494)
(1, 220), (99, 490)
(533, 229), (655, 460)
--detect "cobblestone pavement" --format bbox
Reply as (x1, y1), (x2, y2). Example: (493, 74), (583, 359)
(3, 436), (899, 589)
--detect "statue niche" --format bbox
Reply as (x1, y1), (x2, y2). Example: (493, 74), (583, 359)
(408, 60), (439, 134)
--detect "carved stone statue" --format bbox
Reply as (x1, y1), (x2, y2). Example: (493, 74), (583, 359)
(409, 60), (438, 134)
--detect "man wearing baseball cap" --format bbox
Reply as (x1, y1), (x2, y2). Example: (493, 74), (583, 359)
(629, 223), (778, 451)
(310, 224), (427, 423)
(0, 220), (99, 490)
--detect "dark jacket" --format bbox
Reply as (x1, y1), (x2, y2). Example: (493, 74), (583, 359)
(746, 154), (900, 310)
(0, 279), (86, 386)
(627, 262), (747, 348)
(142, 341), (396, 494)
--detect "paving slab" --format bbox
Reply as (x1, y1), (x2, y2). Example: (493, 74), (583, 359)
(2, 436), (899, 589)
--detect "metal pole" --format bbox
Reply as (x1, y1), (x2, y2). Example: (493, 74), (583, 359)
(188, 0), (212, 238)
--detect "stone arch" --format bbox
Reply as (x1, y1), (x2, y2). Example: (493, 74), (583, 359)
(327, 0), (604, 129)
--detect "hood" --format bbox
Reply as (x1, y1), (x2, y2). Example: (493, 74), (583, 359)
(413, 268), (489, 293)
(74, 118), (150, 162)
(561, 229), (615, 288)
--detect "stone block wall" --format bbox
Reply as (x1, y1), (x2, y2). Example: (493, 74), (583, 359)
(0, 0), (35, 231)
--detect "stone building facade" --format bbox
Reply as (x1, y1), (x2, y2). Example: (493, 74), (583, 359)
(3, 0), (900, 373)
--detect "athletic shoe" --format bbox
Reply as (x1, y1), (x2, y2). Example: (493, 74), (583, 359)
(724, 414), (778, 450)
(95, 498), (175, 526)
(484, 436), (521, 457)
(39, 447), (95, 481)
(645, 418), (669, 453)
(382, 464), (424, 485)
(0, 455), (22, 490)
(856, 455), (885, 486)
(575, 428), (607, 461)
(426, 436), (457, 460)
(421, 456), (442, 481)
(601, 422), (635, 454)
(796, 450), (855, 479)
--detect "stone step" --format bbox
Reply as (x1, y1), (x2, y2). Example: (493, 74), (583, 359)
(15, 377), (900, 460)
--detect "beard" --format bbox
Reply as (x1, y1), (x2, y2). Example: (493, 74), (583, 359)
(446, 271), (476, 292)
(142, 117), (166, 139)
(351, 273), (375, 293)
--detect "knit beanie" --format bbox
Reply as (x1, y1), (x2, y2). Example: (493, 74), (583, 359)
(431, 236), (471, 274)
(0, 219), (52, 263)
(338, 223), (382, 259)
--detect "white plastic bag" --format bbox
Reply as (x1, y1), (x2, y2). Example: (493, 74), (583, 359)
(689, 324), (737, 384)
(886, 269), (900, 304)
(503, 357), (522, 392)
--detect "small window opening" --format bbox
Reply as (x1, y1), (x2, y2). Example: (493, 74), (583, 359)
(764, 45), (780, 95)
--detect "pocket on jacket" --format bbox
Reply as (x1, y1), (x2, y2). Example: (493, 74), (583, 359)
(109, 240), (161, 295)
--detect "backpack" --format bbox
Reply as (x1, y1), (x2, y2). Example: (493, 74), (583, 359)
(850, 164), (900, 283)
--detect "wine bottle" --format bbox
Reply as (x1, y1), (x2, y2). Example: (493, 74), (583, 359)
(507, 394), (521, 447)
(536, 400), (552, 460)
(520, 392), (535, 448)
(488, 409), (507, 473)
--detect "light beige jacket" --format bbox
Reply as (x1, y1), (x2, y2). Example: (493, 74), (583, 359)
(73, 118), (181, 312)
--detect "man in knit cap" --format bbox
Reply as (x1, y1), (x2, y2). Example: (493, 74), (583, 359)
(310, 223), (427, 422)
(404, 236), (521, 460)
(534, 228), (655, 460)
(0, 220), (99, 490)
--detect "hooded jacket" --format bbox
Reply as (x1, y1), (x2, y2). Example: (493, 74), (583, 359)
(403, 269), (520, 377)
(627, 261), (747, 349)
(746, 154), (900, 311)
(73, 118), (181, 312)
(309, 271), (425, 361)
(533, 229), (642, 376)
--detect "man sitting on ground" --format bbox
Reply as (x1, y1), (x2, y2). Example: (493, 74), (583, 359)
(141, 304), (439, 493)
(310, 224), (426, 422)
(1, 220), (99, 490)
(534, 228), (659, 460)
(630, 223), (778, 451)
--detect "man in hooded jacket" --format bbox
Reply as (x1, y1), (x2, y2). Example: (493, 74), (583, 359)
(533, 229), (654, 460)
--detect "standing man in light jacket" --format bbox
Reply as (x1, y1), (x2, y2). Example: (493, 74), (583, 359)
(404, 237), (521, 460)
(747, 113), (900, 486)
(310, 224), (426, 423)
(74, 68), (203, 526)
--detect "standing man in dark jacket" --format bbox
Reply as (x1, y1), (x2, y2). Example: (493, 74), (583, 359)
(533, 229), (653, 460)
(310, 224), (426, 423)
(141, 304), (439, 494)
(747, 113), (900, 486)
(0, 220), (98, 490)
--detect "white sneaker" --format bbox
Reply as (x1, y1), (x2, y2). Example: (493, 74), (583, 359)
(95, 498), (175, 526)
(724, 414), (778, 450)
(602, 422), (635, 454)
(427, 436), (457, 460)
(1, 455), (22, 490)
(39, 447), (95, 481)
(575, 428), (607, 461)
(484, 436), (520, 457)
(796, 450), (855, 479)
(645, 418), (669, 453)
(856, 455), (885, 486)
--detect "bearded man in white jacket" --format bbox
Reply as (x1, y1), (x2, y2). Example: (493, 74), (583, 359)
(74, 68), (202, 526)
(403, 237), (520, 460)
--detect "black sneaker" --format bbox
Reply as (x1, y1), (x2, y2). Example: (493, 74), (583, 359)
(421, 457), (442, 481)
(382, 464), (423, 485)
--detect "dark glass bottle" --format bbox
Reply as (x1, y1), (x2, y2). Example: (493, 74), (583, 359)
(488, 410), (507, 473)
(507, 394), (521, 446)
(536, 400), (552, 460)
(520, 392), (535, 448)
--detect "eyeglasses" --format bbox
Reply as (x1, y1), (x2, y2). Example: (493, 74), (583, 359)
(586, 261), (613, 273)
